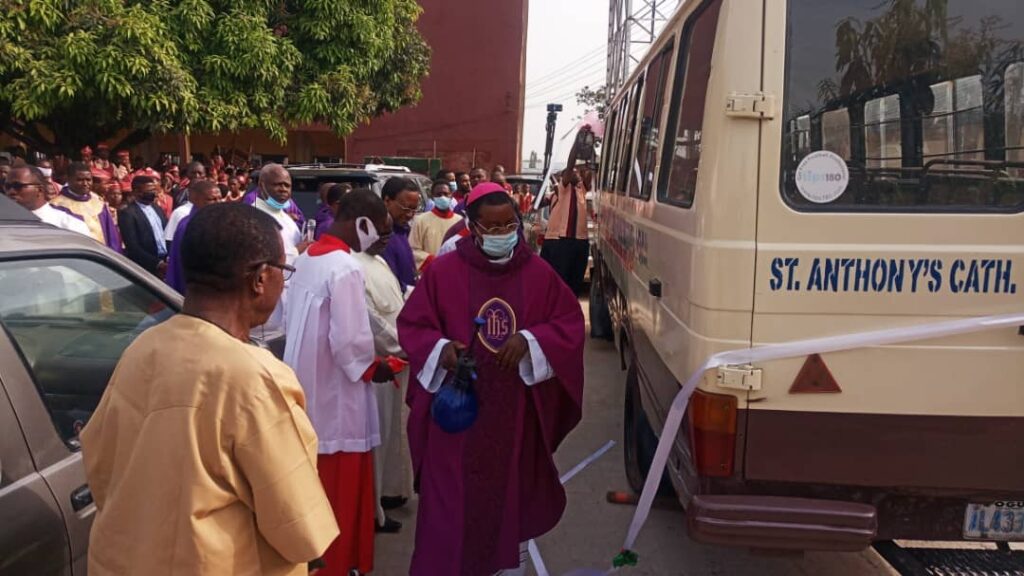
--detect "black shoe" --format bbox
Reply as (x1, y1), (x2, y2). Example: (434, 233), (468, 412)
(376, 516), (402, 534)
(380, 495), (408, 511)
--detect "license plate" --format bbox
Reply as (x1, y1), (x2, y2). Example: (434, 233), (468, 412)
(963, 502), (1024, 540)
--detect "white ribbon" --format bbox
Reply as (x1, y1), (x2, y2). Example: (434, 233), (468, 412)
(620, 311), (1024, 557)
(528, 441), (618, 576)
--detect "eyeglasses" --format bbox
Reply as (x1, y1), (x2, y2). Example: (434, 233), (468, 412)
(473, 221), (520, 235)
(3, 182), (41, 192)
(262, 262), (296, 281)
(395, 203), (419, 215)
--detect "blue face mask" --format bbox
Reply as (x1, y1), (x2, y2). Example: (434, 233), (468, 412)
(433, 196), (452, 211)
(480, 231), (518, 258)
(448, 181), (457, 193)
(265, 196), (289, 211)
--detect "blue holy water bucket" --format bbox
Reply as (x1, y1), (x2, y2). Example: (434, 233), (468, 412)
(431, 350), (478, 434)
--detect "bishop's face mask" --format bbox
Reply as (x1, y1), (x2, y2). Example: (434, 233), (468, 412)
(480, 231), (518, 258)
(356, 216), (380, 252)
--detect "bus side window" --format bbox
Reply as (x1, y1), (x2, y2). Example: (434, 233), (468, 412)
(600, 108), (619, 190)
(865, 94), (902, 170)
(1005, 62), (1024, 179)
(608, 96), (631, 193)
(630, 43), (675, 200)
(822, 109), (851, 159)
(615, 78), (645, 195)
(656, 0), (723, 208)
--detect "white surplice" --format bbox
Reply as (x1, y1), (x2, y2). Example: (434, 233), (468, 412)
(33, 203), (91, 237)
(164, 202), (192, 241)
(283, 245), (380, 455)
(353, 252), (412, 517)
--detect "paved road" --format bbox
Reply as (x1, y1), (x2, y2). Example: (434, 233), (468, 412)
(374, 303), (897, 575)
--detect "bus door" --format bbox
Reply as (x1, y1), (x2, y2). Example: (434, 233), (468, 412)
(750, 0), (1024, 497)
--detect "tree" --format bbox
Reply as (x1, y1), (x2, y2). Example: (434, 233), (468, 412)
(816, 0), (1015, 105)
(575, 84), (607, 121)
(0, 0), (430, 156)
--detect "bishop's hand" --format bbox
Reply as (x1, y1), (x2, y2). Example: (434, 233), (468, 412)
(441, 341), (467, 371)
(495, 333), (528, 372)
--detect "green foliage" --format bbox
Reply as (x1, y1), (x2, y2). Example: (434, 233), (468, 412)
(575, 84), (607, 121)
(816, 0), (1013, 104)
(0, 0), (431, 154)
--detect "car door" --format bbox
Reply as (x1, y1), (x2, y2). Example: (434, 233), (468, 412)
(0, 375), (70, 576)
(0, 255), (176, 574)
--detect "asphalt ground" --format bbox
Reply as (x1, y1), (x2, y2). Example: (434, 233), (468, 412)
(372, 298), (903, 575)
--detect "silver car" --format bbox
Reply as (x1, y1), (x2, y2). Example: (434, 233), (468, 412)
(0, 195), (284, 574)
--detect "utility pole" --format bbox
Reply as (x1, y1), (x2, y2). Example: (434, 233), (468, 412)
(543, 103), (563, 175)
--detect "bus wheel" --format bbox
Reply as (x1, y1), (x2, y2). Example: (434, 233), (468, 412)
(623, 361), (672, 495)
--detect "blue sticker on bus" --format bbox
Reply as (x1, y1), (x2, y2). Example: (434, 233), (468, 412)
(769, 257), (1017, 295)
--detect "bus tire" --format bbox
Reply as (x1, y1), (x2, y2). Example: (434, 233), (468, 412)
(623, 361), (672, 495)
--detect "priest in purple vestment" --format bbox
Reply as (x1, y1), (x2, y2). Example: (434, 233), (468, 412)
(165, 180), (223, 294)
(397, 183), (585, 576)
(51, 162), (122, 252)
(381, 177), (422, 292)
(313, 183), (349, 240)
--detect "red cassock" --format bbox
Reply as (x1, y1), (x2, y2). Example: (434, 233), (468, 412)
(397, 237), (585, 576)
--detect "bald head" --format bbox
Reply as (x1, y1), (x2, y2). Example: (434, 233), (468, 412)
(259, 163), (292, 204)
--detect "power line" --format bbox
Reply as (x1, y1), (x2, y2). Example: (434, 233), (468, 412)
(526, 64), (607, 99)
(526, 42), (607, 86)
(526, 52), (606, 95)
(525, 47), (607, 92)
(525, 71), (607, 103)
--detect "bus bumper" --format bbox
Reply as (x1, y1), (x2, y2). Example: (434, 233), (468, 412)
(687, 494), (877, 551)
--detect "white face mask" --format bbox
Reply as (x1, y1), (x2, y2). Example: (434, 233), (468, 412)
(356, 216), (379, 252)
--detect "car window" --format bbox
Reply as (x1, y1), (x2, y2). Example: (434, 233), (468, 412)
(782, 0), (1024, 211)
(657, 0), (723, 208)
(615, 78), (645, 196)
(0, 258), (174, 449)
(631, 42), (674, 200)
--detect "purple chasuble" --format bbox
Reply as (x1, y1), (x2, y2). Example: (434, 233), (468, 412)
(382, 223), (416, 291)
(397, 237), (585, 576)
(313, 204), (334, 240)
(241, 190), (306, 226)
(59, 188), (122, 253)
(164, 213), (192, 294)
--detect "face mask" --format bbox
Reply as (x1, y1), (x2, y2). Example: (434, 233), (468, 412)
(265, 196), (289, 211)
(448, 181), (457, 193)
(139, 192), (156, 204)
(356, 216), (379, 252)
(433, 196), (452, 211)
(480, 231), (518, 259)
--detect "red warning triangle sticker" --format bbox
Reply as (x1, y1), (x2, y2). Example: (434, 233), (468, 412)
(789, 353), (842, 394)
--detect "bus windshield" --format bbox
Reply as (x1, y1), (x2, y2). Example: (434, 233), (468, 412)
(782, 0), (1024, 212)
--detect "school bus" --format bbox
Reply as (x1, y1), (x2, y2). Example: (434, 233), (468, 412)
(594, 0), (1024, 550)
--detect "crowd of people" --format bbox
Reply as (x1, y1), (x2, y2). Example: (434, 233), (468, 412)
(3, 143), (595, 575)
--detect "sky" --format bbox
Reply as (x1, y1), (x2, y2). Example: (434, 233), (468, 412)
(521, 0), (609, 171)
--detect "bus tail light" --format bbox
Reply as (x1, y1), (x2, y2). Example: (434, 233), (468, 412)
(688, 389), (738, 477)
